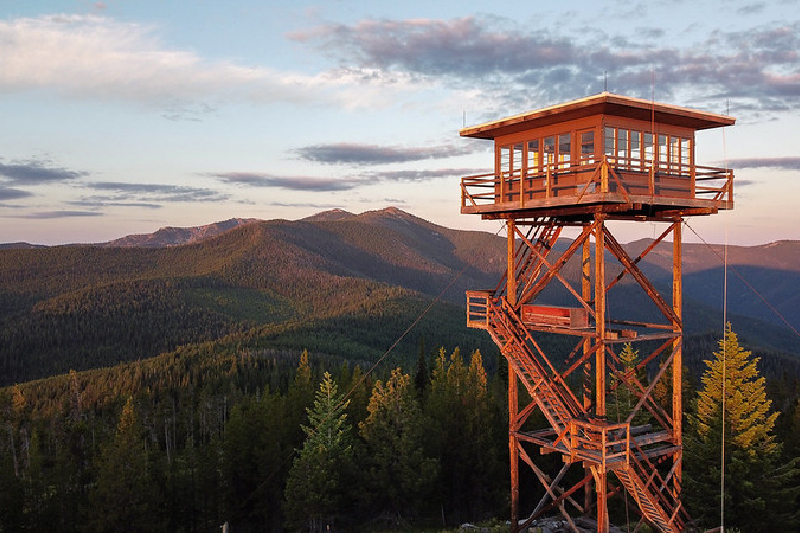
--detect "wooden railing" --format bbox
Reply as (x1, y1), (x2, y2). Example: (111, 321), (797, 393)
(569, 419), (630, 473)
(461, 156), (733, 210)
(466, 290), (492, 329)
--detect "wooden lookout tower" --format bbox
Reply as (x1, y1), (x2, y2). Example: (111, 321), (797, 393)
(460, 92), (734, 532)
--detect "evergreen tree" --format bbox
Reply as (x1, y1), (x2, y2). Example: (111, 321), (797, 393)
(685, 324), (800, 532)
(608, 343), (649, 426)
(284, 372), (354, 533)
(91, 397), (160, 533)
(359, 367), (437, 525)
(423, 348), (505, 524)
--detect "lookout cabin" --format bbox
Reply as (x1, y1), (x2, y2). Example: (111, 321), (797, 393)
(460, 92), (735, 220)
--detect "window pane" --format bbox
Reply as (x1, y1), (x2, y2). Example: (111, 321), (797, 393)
(513, 143), (523, 173)
(681, 137), (691, 168)
(630, 131), (641, 167)
(581, 131), (595, 164)
(617, 129), (628, 161)
(658, 134), (668, 164)
(500, 146), (510, 175)
(527, 140), (540, 173)
(604, 127), (615, 156)
(543, 136), (555, 167)
(558, 133), (571, 168)
(644, 133), (654, 164)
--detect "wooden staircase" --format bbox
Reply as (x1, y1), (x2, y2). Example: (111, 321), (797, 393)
(475, 293), (684, 533)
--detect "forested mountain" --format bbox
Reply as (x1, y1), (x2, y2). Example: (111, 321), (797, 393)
(2, 208), (800, 532)
(1, 207), (799, 386)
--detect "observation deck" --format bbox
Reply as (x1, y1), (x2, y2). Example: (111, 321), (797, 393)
(460, 92), (735, 221)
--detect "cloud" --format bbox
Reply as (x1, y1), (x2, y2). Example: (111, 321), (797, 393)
(0, 159), (87, 184)
(0, 14), (367, 109)
(267, 201), (347, 208)
(364, 168), (484, 182)
(213, 172), (365, 192)
(0, 185), (34, 201)
(289, 17), (577, 78)
(293, 142), (475, 165)
(292, 16), (800, 113)
(20, 211), (104, 219)
(80, 181), (229, 203)
(727, 157), (800, 170)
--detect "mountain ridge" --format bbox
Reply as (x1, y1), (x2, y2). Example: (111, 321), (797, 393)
(1, 207), (799, 386)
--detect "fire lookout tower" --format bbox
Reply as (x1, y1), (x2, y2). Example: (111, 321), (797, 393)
(460, 93), (734, 532)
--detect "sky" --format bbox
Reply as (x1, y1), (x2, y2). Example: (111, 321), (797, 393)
(1, 0), (800, 246)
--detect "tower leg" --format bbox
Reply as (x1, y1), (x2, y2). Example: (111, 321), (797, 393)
(672, 220), (683, 495)
(582, 234), (593, 516)
(596, 470), (609, 533)
(510, 372), (520, 533)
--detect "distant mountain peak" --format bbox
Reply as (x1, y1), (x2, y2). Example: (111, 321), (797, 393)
(104, 217), (260, 248)
(302, 208), (355, 222)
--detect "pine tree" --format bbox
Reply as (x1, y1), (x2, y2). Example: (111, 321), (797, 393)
(359, 367), (437, 524)
(91, 396), (159, 533)
(685, 324), (800, 532)
(608, 343), (649, 426)
(284, 372), (354, 533)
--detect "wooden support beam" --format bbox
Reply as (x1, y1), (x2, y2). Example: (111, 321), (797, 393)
(509, 370), (520, 533)
(672, 220), (683, 489)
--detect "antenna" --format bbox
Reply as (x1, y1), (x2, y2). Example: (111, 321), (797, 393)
(463, 110), (466, 128)
(604, 71), (608, 92)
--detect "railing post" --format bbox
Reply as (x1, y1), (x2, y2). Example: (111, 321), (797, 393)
(546, 164), (552, 198)
(601, 156), (609, 194)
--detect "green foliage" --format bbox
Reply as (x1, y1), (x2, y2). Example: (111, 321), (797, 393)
(608, 343), (650, 426)
(685, 324), (800, 532)
(359, 368), (438, 524)
(91, 397), (160, 533)
(284, 372), (355, 533)
(424, 348), (507, 524)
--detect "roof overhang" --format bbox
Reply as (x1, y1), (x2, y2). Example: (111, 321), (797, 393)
(460, 92), (736, 140)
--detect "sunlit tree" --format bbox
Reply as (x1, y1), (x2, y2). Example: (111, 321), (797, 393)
(284, 372), (354, 532)
(685, 324), (799, 531)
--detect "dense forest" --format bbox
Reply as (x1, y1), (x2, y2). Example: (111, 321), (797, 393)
(2, 210), (800, 532)
(2, 339), (799, 532)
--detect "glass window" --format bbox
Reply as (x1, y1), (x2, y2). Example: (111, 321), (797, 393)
(558, 134), (571, 168)
(630, 131), (641, 168)
(670, 137), (681, 168)
(617, 129), (628, 162)
(658, 135), (668, 165)
(513, 143), (523, 174)
(681, 137), (691, 168)
(500, 146), (510, 176)
(543, 136), (555, 168)
(604, 127), (615, 156)
(644, 133), (654, 164)
(527, 140), (540, 173)
(580, 131), (595, 165)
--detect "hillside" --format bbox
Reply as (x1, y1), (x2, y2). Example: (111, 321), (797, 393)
(0, 208), (505, 385)
(1, 207), (799, 386)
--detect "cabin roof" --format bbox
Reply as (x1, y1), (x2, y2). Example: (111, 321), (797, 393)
(459, 92), (736, 140)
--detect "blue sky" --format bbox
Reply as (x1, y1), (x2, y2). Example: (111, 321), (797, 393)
(1, 0), (799, 245)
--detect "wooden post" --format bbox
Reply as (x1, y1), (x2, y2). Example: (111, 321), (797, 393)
(595, 216), (606, 418)
(672, 220), (683, 490)
(509, 371), (520, 533)
(582, 232), (593, 515)
(595, 215), (608, 533)
(507, 217), (519, 533)
(507, 219), (516, 307)
(596, 470), (608, 533)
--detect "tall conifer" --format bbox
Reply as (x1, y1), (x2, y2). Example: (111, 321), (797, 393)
(685, 324), (799, 531)
(284, 372), (354, 533)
